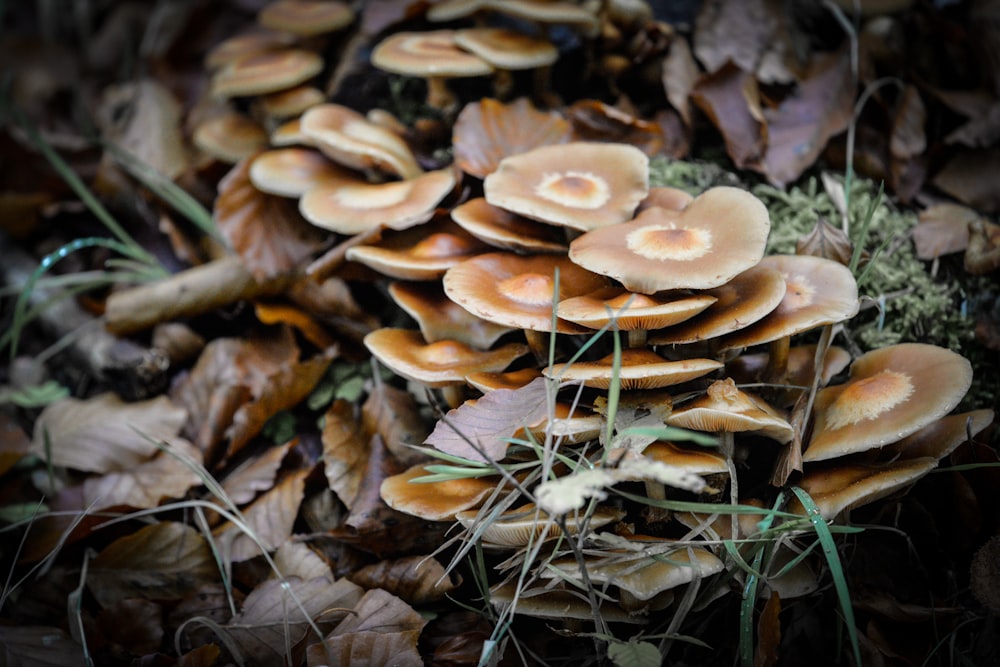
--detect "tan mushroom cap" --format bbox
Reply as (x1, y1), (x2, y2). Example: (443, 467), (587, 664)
(452, 97), (572, 179)
(455, 503), (623, 547)
(300, 103), (422, 180)
(372, 30), (494, 78)
(346, 219), (487, 280)
(364, 328), (529, 388)
(545, 349), (723, 390)
(380, 463), (498, 521)
(719, 254), (859, 351)
(487, 0), (600, 34)
(427, 0), (491, 22)
(389, 280), (514, 348)
(443, 252), (609, 333)
(257, 0), (354, 36)
(453, 28), (559, 70)
(885, 409), (994, 461)
(569, 187), (771, 294)
(726, 344), (852, 391)
(484, 142), (649, 231)
(299, 168), (456, 235)
(450, 197), (567, 253)
(270, 117), (310, 146)
(638, 186), (695, 213)
(788, 458), (938, 520)
(465, 368), (543, 392)
(489, 582), (643, 623)
(649, 264), (787, 345)
(803, 343), (974, 462)
(258, 84), (325, 119)
(641, 441), (729, 476)
(210, 49), (324, 98)
(193, 112), (268, 163)
(518, 401), (603, 444)
(249, 147), (352, 197)
(557, 287), (717, 331)
(667, 378), (794, 443)
(204, 30), (297, 70)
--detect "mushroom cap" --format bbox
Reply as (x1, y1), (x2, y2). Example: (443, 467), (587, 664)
(380, 463), (498, 521)
(450, 197), (567, 254)
(802, 343), (974, 462)
(641, 441), (729, 476)
(427, 0), (491, 22)
(788, 458), (938, 520)
(455, 503), (623, 547)
(519, 402), (604, 444)
(270, 117), (310, 146)
(249, 147), (352, 197)
(568, 187), (770, 293)
(300, 103), (422, 180)
(452, 97), (572, 179)
(545, 349), (723, 390)
(489, 582), (643, 623)
(453, 28), (559, 70)
(557, 287), (717, 331)
(725, 344), (852, 401)
(484, 142), (649, 231)
(299, 168), (456, 235)
(443, 252), (609, 333)
(649, 264), (787, 344)
(204, 29), (296, 70)
(667, 378), (794, 443)
(638, 186), (695, 213)
(486, 0), (600, 34)
(719, 254), (859, 351)
(363, 328), (529, 388)
(885, 409), (994, 461)
(258, 84), (325, 119)
(371, 30), (494, 78)
(346, 218), (487, 280)
(210, 49), (324, 98)
(257, 0), (354, 36)
(465, 367), (543, 392)
(389, 280), (514, 348)
(193, 112), (268, 163)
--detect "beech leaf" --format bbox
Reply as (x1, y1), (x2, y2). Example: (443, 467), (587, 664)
(215, 468), (309, 562)
(81, 437), (204, 510)
(424, 377), (550, 463)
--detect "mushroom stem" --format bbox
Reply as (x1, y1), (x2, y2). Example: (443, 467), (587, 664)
(627, 328), (648, 348)
(720, 431), (740, 541)
(425, 77), (457, 112)
(524, 329), (551, 365)
(441, 383), (468, 409)
(764, 335), (791, 385)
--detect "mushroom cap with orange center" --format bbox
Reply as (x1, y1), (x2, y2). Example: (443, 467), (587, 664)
(443, 252), (609, 332)
(719, 254), (859, 351)
(802, 343), (974, 462)
(666, 378), (794, 443)
(364, 328), (529, 388)
(257, 0), (354, 37)
(345, 218), (488, 280)
(484, 142), (649, 231)
(545, 348), (722, 390)
(210, 49), (324, 98)
(557, 287), (717, 331)
(568, 187), (770, 293)
(380, 463), (499, 521)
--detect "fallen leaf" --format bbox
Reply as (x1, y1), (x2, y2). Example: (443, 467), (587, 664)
(933, 148), (1000, 213)
(322, 399), (369, 509)
(272, 541), (333, 582)
(307, 588), (426, 667)
(31, 393), (186, 473)
(0, 626), (85, 666)
(96, 597), (164, 657)
(691, 62), (767, 169)
(890, 84), (926, 160)
(912, 203), (978, 260)
(945, 100), (1000, 148)
(423, 377), (550, 463)
(255, 302), (339, 350)
(662, 35), (700, 127)
(346, 555), (459, 605)
(81, 437), (204, 510)
(795, 217), (855, 265)
(89, 522), (217, 607)
(0, 412), (32, 476)
(361, 381), (430, 467)
(215, 157), (328, 281)
(754, 592), (781, 667)
(220, 440), (293, 505)
(567, 99), (667, 156)
(694, 0), (780, 75)
(215, 468), (309, 563)
(166, 583), (244, 649)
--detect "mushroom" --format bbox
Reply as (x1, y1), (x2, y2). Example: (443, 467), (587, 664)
(192, 111), (268, 164)
(388, 280), (514, 349)
(363, 328), (529, 407)
(210, 49), (324, 99)
(204, 29), (296, 70)
(489, 582), (644, 624)
(380, 463), (500, 521)
(725, 344), (852, 407)
(802, 343), (974, 463)
(345, 218), (488, 281)
(453, 27), (559, 100)
(454, 503), (623, 548)
(484, 142), (649, 232)
(465, 367), (543, 393)
(568, 187), (770, 294)
(370, 30), (494, 112)
(883, 409), (994, 461)
(450, 197), (567, 254)
(544, 348), (723, 390)
(248, 147), (353, 197)
(637, 185), (695, 213)
(257, 0), (354, 37)
(257, 84), (325, 120)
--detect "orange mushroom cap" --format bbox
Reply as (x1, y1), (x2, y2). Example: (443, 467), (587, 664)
(545, 348), (722, 390)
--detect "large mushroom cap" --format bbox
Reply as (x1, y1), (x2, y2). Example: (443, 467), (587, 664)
(210, 49), (324, 98)
(545, 349), (722, 390)
(453, 28), (559, 70)
(450, 197), (567, 254)
(388, 280), (514, 348)
(443, 252), (609, 333)
(249, 147), (352, 197)
(380, 463), (498, 521)
(666, 378), (794, 443)
(568, 187), (771, 294)
(484, 142), (649, 231)
(371, 30), (494, 78)
(345, 218), (487, 280)
(802, 343), (974, 462)
(193, 112), (268, 164)
(557, 287), (717, 332)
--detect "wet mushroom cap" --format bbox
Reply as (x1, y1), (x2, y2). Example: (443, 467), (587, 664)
(450, 197), (567, 253)
(453, 28), (559, 70)
(300, 103), (422, 179)
(557, 287), (717, 331)
(803, 343), (974, 462)
(388, 280), (514, 348)
(363, 328), (529, 388)
(210, 49), (324, 98)
(443, 252), (609, 333)
(249, 147), (353, 197)
(258, 84), (325, 119)
(257, 0), (354, 36)
(193, 112), (268, 163)
(371, 30), (494, 78)
(455, 503), (623, 547)
(666, 378), (794, 443)
(719, 254), (859, 351)
(885, 409), (994, 461)
(346, 220), (488, 281)
(638, 186), (695, 213)
(299, 168), (456, 235)
(641, 441), (729, 476)
(484, 142), (649, 231)
(568, 187), (770, 293)
(380, 463), (499, 521)
(545, 348), (722, 390)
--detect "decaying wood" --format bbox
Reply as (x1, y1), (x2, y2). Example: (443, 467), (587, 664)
(1, 235), (168, 400)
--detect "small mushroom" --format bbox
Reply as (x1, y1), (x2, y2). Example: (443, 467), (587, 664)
(192, 111), (268, 164)
(450, 197), (567, 254)
(388, 280), (514, 348)
(453, 27), (559, 100)
(248, 147), (352, 197)
(210, 49), (324, 99)
(257, 0), (354, 37)
(380, 463), (500, 521)
(345, 218), (487, 280)
(257, 84), (325, 120)
(544, 349), (723, 390)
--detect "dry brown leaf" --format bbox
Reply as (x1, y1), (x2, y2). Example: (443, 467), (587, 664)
(166, 583), (244, 649)
(912, 203), (978, 260)
(81, 437), (204, 510)
(178, 644), (223, 667)
(754, 592), (782, 667)
(424, 377), (550, 463)
(694, 0), (780, 75)
(0, 412), (32, 476)
(272, 541), (333, 582)
(89, 522), (216, 607)
(255, 302), (339, 350)
(96, 597), (164, 656)
(932, 148), (1000, 213)
(795, 218), (855, 265)
(566, 100), (667, 156)
(946, 100), (1000, 148)
(322, 399), (369, 509)
(346, 555), (459, 605)
(762, 48), (854, 187)
(890, 85), (926, 160)
(215, 157), (328, 281)
(227, 349), (336, 457)
(221, 440), (293, 505)
(662, 35), (700, 127)
(0, 626), (85, 666)
(215, 468), (309, 563)
(361, 381), (430, 468)
(965, 219), (1000, 274)
(452, 97), (572, 178)
(31, 393), (186, 473)
(307, 588), (426, 667)
(691, 62), (767, 170)
(228, 576), (364, 667)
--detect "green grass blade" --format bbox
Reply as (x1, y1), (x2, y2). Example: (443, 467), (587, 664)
(739, 546), (766, 667)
